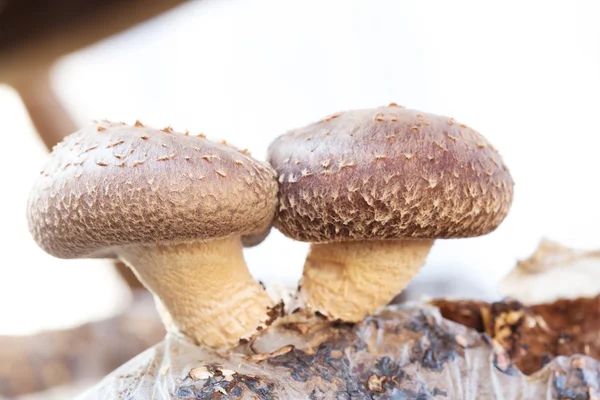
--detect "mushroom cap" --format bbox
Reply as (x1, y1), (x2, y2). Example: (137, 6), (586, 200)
(28, 121), (278, 259)
(268, 105), (514, 243)
(241, 224), (273, 248)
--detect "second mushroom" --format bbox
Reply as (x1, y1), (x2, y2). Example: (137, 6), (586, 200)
(268, 105), (514, 322)
(27, 121), (278, 348)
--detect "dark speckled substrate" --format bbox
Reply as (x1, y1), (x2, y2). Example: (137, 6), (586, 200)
(82, 303), (600, 400)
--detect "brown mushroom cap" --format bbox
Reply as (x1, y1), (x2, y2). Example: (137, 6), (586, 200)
(268, 105), (514, 243)
(28, 121), (278, 259)
(241, 224), (273, 248)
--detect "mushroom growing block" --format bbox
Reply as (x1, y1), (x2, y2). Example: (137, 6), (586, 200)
(268, 105), (514, 322)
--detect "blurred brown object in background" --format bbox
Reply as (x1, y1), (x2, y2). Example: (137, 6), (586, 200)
(433, 240), (600, 376)
(0, 0), (188, 139)
(2, 382), (95, 400)
(0, 292), (165, 398)
(8, 69), (77, 152)
(1, 0), (188, 288)
(433, 295), (600, 376)
(113, 261), (146, 291)
(0, 0), (187, 84)
(0, 0), (184, 396)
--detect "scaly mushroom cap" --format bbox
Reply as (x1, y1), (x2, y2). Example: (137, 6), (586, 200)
(268, 105), (514, 243)
(28, 121), (278, 258)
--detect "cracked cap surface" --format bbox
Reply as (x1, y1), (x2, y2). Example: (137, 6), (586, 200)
(268, 105), (514, 243)
(28, 121), (278, 258)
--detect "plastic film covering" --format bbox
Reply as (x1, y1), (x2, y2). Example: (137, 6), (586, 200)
(78, 304), (600, 399)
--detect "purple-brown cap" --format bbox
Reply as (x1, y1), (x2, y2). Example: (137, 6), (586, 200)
(268, 105), (514, 243)
(28, 121), (278, 259)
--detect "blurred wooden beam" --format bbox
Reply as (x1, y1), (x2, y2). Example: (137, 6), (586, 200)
(0, 0), (187, 83)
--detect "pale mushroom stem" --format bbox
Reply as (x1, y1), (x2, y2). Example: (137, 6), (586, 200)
(300, 239), (434, 322)
(118, 237), (274, 348)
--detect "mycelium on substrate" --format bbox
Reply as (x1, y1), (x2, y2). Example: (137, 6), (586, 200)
(78, 299), (600, 400)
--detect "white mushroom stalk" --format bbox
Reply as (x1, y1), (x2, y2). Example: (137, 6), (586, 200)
(27, 121), (279, 347)
(268, 105), (514, 322)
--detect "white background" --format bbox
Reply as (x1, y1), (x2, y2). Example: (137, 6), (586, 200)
(1, 0), (599, 334)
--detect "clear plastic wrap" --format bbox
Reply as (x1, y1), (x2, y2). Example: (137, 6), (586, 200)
(78, 304), (600, 399)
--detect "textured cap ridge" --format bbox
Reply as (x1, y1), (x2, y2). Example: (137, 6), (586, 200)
(28, 121), (278, 258)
